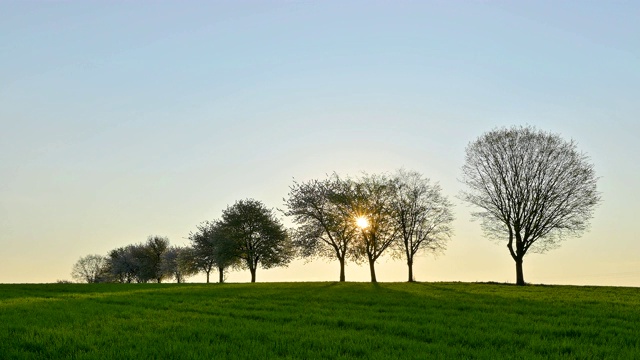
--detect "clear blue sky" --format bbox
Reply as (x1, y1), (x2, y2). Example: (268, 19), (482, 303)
(1, 1), (639, 285)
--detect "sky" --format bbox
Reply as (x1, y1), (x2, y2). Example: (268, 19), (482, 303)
(1, 1), (639, 286)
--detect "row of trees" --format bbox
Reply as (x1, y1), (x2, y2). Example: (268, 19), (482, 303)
(72, 236), (196, 284)
(286, 170), (453, 282)
(72, 200), (294, 284)
(72, 126), (601, 286)
(73, 170), (454, 284)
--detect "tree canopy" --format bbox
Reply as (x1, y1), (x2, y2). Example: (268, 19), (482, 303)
(284, 175), (358, 281)
(390, 169), (454, 282)
(220, 199), (293, 283)
(461, 126), (600, 285)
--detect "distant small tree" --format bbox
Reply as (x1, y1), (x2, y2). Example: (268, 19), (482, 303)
(129, 243), (154, 283)
(461, 126), (601, 285)
(106, 237), (170, 284)
(390, 170), (454, 282)
(284, 175), (358, 282)
(144, 235), (170, 283)
(161, 246), (199, 283)
(71, 254), (109, 283)
(220, 199), (294, 283)
(107, 245), (138, 283)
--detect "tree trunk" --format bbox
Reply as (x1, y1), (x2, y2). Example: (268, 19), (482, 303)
(250, 268), (256, 283)
(407, 259), (414, 282)
(368, 258), (377, 283)
(339, 258), (346, 282)
(515, 258), (525, 286)
(218, 266), (224, 283)
(205, 270), (210, 284)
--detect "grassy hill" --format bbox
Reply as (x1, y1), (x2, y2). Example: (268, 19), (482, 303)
(1, 282), (638, 359)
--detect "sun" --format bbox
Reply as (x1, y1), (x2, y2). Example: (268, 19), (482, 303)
(355, 216), (370, 229)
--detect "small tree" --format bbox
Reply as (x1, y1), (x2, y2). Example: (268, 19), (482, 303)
(390, 169), (454, 282)
(105, 238), (170, 283)
(107, 245), (138, 283)
(220, 199), (293, 283)
(144, 235), (170, 283)
(461, 126), (601, 285)
(161, 246), (199, 283)
(71, 254), (109, 283)
(188, 221), (239, 283)
(284, 175), (358, 282)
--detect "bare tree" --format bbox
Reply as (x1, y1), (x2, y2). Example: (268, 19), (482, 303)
(338, 173), (399, 283)
(461, 126), (601, 285)
(71, 254), (109, 283)
(390, 169), (454, 282)
(220, 199), (293, 283)
(284, 175), (358, 282)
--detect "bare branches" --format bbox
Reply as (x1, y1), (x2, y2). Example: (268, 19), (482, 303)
(461, 126), (601, 285)
(71, 254), (109, 283)
(286, 170), (454, 283)
(389, 169), (454, 281)
(284, 174), (359, 281)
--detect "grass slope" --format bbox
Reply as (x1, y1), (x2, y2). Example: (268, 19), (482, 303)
(0, 282), (638, 359)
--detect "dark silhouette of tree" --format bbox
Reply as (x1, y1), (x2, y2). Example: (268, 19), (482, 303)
(144, 235), (170, 283)
(187, 221), (239, 283)
(220, 199), (293, 283)
(284, 175), (358, 282)
(129, 243), (154, 282)
(71, 254), (109, 283)
(105, 236), (170, 283)
(161, 246), (199, 283)
(337, 174), (399, 283)
(390, 169), (454, 282)
(461, 126), (601, 285)
(107, 245), (138, 283)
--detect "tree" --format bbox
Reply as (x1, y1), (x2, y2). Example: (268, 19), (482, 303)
(390, 170), (454, 282)
(71, 254), (109, 283)
(338, 174), (399, 283)
(144, 235), (170, 283)
(220, 199), (293, 283)
(187, 221), (239, 283)
(161, 246), (199, 283)
(107, 245), (138, 283)
(106, 237), (170, 283)
(284, 175), (358, 282)
(129, 243), (154, 282)
(461, 126), (601, 285)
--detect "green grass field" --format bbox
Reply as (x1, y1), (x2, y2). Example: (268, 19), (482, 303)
(0, 282), (638, 359)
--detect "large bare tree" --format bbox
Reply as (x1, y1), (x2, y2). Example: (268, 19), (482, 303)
(461, 126), (600, 285)
(284, 175), (358, 282)
(390, 170), (454, 282)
